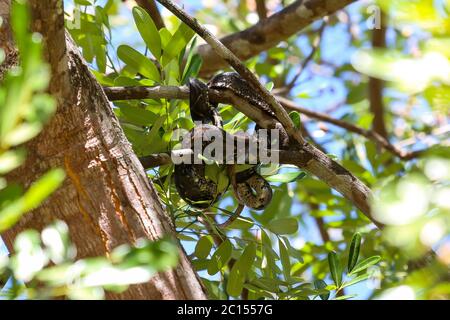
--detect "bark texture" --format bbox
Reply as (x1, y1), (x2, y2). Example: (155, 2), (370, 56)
(1, 0), (206, 300)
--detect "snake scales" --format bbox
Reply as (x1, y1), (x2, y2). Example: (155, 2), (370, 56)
(174, 73), (278, 212)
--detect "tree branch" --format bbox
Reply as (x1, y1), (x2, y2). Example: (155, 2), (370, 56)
(255, 0), (268, 20)
(104, 85), (426, 160)
(197, 0), (358, 76)
(103, 84), (189, 101)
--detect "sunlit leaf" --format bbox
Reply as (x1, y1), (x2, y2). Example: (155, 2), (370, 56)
(207, 239), (232, 275)
(267, 218), (298, 235)
(195, 236), (213, 259)
(347, 232), (361, 273)
(132, 6), (161, 59)
(117, 45), (160, 82)
(348, 256), (381, 275)
(227, 243), (256, 297)
(265, 171), (304, 183)
(162, 22), (195, 66)
(342, 273), (370, 289)
(278, 238), (291, 281)
(328, 251), (342, 287)
(314, 279), (330, 300)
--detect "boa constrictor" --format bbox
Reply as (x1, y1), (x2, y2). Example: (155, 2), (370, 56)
(174, 73), (275, 212)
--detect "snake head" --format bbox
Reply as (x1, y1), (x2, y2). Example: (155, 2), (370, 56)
(235, 168), (273, 210)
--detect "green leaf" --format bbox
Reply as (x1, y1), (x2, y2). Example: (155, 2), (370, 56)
(95, 6), (110, 29)
(225, 216), (254, 230)
(207, 239), (232, 275)
(182, 54), (202, 84)
(75, 0), (92, 5)
(267, 218), (298, 235)
(260, 230), (277, 278)
(23, 169), (66, 212)
(289, 111), (301, 129)
(42, 220), (74, 264)
(91, 70), (115, 86)
(346, 83), (367, 104)
(0, 169), (65, 233)
(119, 105), (158, 127)
(94, 44), (106, 73)
(335, 294), (357, 300)
(265, 171), (304, 183)
(117, 45), (160, 81)
(11, 230), (47, 281)
(281, 235), (303, 263)
(4, 123), (43, 147)
(265, 81), (274, 91)
(195, 236), (213, 259)
(217, 170), (230, 194)
(348, 256), (381, 275)
(0, 150), (25, 174)
(328, 251), (342, 287)
(192, 258), (210, 271)
(113, 76), (142, 87)
(347, 232), (361, 273)
(162, 23), (195, 66)
(278, 239), (291, 281)
(159, 27), (172, 49)
(132, 6), (161, 59)
(314, 279), (330, 300)
(342, 273), (370, 289)
(227, 243), (256, 297)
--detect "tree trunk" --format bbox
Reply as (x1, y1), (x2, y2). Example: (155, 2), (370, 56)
(0, 0), (206, 300)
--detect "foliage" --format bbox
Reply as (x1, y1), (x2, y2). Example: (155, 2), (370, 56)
(0, 0), (61, 232)
(2, 0), (449, 300)
(1, 221), (178, 299)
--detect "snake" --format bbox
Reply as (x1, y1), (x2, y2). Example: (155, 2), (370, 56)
(174, 73), (275, 212)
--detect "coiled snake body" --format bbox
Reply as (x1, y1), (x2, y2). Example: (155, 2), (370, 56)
(174, 73), (276, 212)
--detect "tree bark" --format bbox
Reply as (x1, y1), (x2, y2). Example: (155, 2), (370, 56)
(0, 0), (206, 300)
